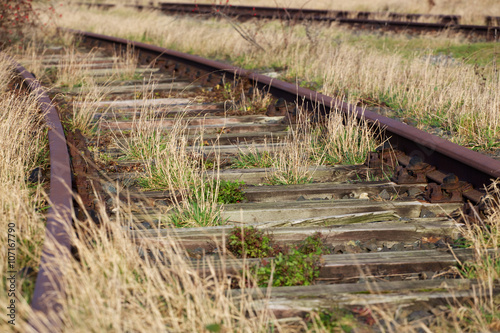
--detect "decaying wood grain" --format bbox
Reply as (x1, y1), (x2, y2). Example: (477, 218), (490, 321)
(135, 247), (483, 283)
(234, 279), (497, 318)
(118, 181), (415, 204)
(105, 164), (378, 187)
(129, 217), (459, 250)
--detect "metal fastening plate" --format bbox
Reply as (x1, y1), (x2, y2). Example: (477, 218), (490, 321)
(424, 173), (474, 203)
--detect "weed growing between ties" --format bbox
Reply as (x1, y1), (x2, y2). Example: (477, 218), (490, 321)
(436, 182), (500, 332)
(227, 227), (329, 287)
(228, 106), (379, 184)
(231, 150), (273, 169)
(306, 308), (359, 332)
(266, 143), (313, 185)
(24, 203), (281, 332)
(119, 105), (226, 228)
(253, 232), (330, 287)
(217, 180), (246, 204)
(112, 45), (140, 81)
(266, 106), (379, 184)
(216, 79), (273, 114)
(310, 108), (381, 166)
(156, 0), (498, 20)
(0, 0), (57, 46)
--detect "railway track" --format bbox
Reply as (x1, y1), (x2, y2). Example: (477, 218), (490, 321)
(76, 2), (500, 41)
(13, 30), (500, 330)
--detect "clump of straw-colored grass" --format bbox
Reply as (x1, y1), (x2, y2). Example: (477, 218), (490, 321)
(0, 56), (49, 332)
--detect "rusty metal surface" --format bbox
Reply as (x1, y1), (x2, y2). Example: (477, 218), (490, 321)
(7, 56), (73, 329)
(164, 3), (499, 40)
(68, 29), (500, 194)
(66, 128), (106, 223)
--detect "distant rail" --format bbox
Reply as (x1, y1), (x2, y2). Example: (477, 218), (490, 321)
(76, 2), (500, 40)
(156, 2), (500, 26)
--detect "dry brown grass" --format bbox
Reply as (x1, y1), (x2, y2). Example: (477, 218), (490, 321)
(119, 104), (225, 227)
(25, 213), (281, 332)
(0, 56), (49, 332)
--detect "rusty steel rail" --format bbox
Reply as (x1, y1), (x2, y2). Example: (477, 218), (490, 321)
(67, 29), (500, 195)
(7, 56), (73, 329)
(157, 2), (484, 25)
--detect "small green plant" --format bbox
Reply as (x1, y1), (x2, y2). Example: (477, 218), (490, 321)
(298, 232), (330, 255)
(43, 66), (58, 83)
(217, 180), (246, 204)
(306, 309), (357, 332)
(254, 233), (327, 287)
(255, 248), (321, 287)
(453, 236), (473, 249)
(458, 256), (500, 279)
(169, 201), (225, 228)
(231, 151), (273, 169)
(266, 171), (312, 185)
(227, 226), (275, 258)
